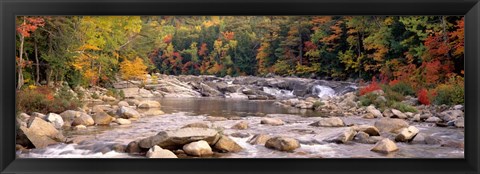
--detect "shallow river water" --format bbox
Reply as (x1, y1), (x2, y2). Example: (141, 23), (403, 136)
(18, 98), (464, 158)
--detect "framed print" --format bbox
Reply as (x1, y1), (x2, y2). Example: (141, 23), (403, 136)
(1, 0), (479, 174)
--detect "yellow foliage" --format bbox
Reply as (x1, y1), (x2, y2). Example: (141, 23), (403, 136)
(120, 57), (148, 81)
(28, 84), (37, 90)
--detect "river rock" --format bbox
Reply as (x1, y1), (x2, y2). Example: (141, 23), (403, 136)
(353, 131), (370, 144)
(92, 110), (113, 125)
(101, 95), (116, 102)
(265, 137), (300, 152)
(213, 135), (243, 153)
(117, 101), (130, 107)
(382, 109), (394, 118)
(72, 113), (95, 126)
(454, 117), (464, 128)
(140, 109), (165, 116)
(371, 138), (398, 153)
(453, 105), (464, 110)
(374, 118), (409, 133)
(115, 118), (132, 125)
(138, 128), (220, 150)
(138, 100), (161, 109)
(309, 117), (344, 127)
(391, 109), (408, 119)
(183, 140), (213, 156)
(425, 116), (442, 123)
(395, 126), (420, 142)
(325, 127), (356, 144)
(31, 112), (46, 120)
(74, 125), (87, 130)
(362, 113), (375, 119)
(116, 106), (140, 119)
(230, 132), (250, 138)
(147, 145), (178, 158)
(413, 114), (421, 122)
(126, 141), (142, 154)
(437, 110), (464, 122)
(366, 105), (383, 118)
(248, 134), (272, 145)
(59, 110), (83, 127)
(45, 113), (64, 129)
(260, 117), (285, 126)
(18, 117), (65, 148)
(126, 99), (141, 106)
(205, 116), (228, 121)
(231, 121), (249, 130)
(182, 122), (210, 129)
(352, 125), (380, 136)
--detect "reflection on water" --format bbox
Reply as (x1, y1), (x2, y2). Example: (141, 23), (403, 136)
(156, 97), (325, 117)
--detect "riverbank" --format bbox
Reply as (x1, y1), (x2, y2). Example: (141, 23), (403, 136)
(15, 74), (465, 158)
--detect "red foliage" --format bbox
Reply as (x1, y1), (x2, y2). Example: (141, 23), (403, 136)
(359, 77), (381, 96)
(303, 41), (317, 52)
(424, 60), (441, 85)
(417, 88), (431, 105)
(389, 79), (400, 86)
(16, 17), (45, 37)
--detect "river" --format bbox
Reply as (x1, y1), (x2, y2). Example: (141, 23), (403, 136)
(17, 98), (464, 158)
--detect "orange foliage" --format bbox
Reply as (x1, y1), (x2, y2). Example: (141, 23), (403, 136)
(221, 31), (235, 41)
(449, 17), (464, 57)
(16, 17), (45, 37)
(198, 43), (208, 56)
(163, 35), (173, 43)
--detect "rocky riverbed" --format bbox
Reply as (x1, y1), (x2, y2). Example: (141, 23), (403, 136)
(16, 75), (465, 158)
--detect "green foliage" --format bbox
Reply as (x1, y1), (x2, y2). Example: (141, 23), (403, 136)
(91, 92), (99, 99)
(433, 76), (464, 105)
(107, 88), (125, 100)
(359, 93), (380, 107)
(390, 81), (415, 96)
(391, 102), (418, 113)
(16, 86), (83, 114)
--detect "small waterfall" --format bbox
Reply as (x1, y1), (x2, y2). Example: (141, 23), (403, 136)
(262, 87), (295, 99)
(312, 85), (336, 99)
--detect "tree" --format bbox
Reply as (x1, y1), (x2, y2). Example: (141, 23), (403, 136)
(119, 57), (148, 81)
(16, 16), (45, 89)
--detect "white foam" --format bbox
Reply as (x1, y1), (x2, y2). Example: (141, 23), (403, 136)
(312, 85), (335, 99)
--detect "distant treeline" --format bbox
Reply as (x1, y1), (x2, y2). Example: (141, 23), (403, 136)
(16, 16), (464, 89)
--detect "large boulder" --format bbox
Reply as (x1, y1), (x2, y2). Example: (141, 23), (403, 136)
(116, 106), (140, 119)
(213, 135), (243, 153)
(115, 118), (132, 125)
(138, 100), (161, 109)
(138, 128), (220, 150)
(248, 134), (272, 145)
(265, 137), (300, 152)
(391, 109), (408, 119)
(309, 117), (344, 127)
(366, 105), (383, 118)
(18, 117), (65, 148)
(352, 125), (380, 136)
(72, 113), (95, 126)
(146, 145), (178, 158)
(437, 110), (464, 122)
(59, 110), (83, 127)
(182, 122), (210, 129)
(325, 127), (356, 144)
(454, 117), (464, 128)
(425, 116), (442, 123)
(371, 138), (399, 153)
(395, 126), (420, 142)
(45, 113), (64, 129)
(182, 140), (213, 157)
(374, 118), (409, 133)
(117, 101), (130, 107)
(260, 118), (285, 126)
(231, 121), (249, 130)
(126, 141), (142, 154)
(92, 110), (113, 125)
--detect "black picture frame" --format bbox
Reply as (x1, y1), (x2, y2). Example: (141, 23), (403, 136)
(1, 0), (479, 173)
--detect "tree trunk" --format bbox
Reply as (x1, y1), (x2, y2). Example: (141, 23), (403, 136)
(35, 40), (40, 85)
(17, 35), (25, 90)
